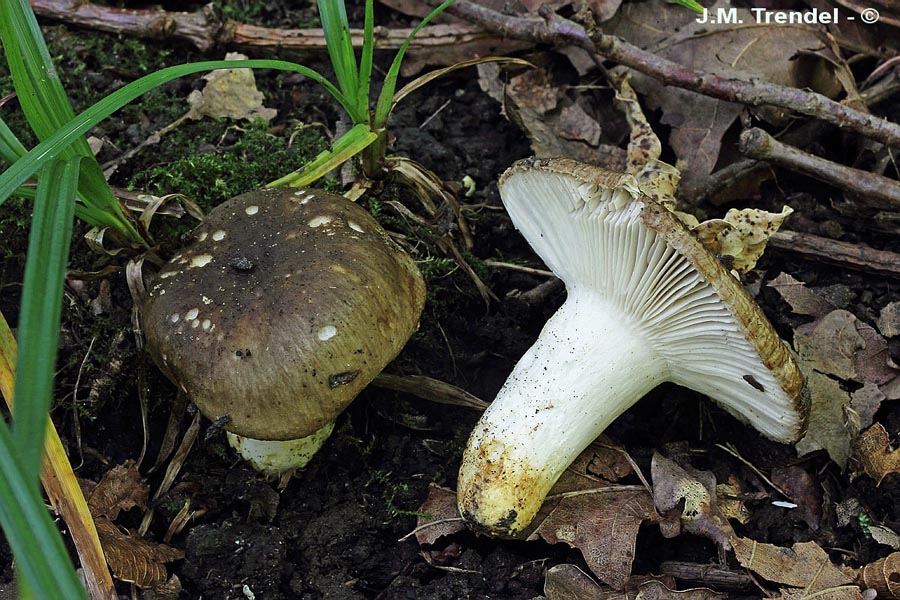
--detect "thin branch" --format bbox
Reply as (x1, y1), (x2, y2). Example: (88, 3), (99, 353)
(739, 128), (900, 211)
(446, 0), (900, 147)
(770, 229), (900, 279)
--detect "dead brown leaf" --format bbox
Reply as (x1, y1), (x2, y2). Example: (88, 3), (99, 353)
(544, 564), (606, 600)
(795, 366), (856, 468)
(857, 552), (900, 599)
(877, 302), (900, 338)
(852, 384), (887, 430)
(602, 0), (824, 183)
(770, 466), (822, 531)
(731, 537), (856, 590)
(95, 519), (183, 589)
(413, 484), (467, 546)
(854, 423), (900, 485)
(795, 311), (865, 381)
(82, 462), (184, 590)
(636, 580), (726, 600)
(767, 273), (836, 318)
(477, 64), (626, 171)
(716, 476), (751, 525)
(530, 486), (658, 590)
(651, 453), (735, 548)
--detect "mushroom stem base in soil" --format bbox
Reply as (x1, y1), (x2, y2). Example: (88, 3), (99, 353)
(226, 421), (336, 477)
(457, 158), (808, 537)
(458, 292), (663, 535)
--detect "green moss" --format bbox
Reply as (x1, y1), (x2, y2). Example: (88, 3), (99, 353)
(131, 120), (330, 208)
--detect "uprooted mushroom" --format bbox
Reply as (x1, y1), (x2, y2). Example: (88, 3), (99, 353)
(142, 187), (425, 477)
(457, 157), (809, 537)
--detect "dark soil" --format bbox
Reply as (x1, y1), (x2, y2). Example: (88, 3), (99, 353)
(1, 3), (899, 599)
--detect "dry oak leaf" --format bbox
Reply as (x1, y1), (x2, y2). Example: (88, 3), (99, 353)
(857, 552), (900, 599)
(854, 423), (900, 485)
(530, 486), (658, 591)
(84, 461), (148, 520)
(651, 453), (735, 549)
(731, 537), (855, 590)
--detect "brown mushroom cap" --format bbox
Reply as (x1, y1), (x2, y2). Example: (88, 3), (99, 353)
(142, 188), (425, 441)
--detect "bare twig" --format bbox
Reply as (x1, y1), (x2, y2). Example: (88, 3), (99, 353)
(30, 0), (528, 58)
(739, 128), (900, 211)
(483, 260), (554, 277)
(770, 229), (900, 279)
(446, 0), (900, 147)
(660, 561), (754, 591)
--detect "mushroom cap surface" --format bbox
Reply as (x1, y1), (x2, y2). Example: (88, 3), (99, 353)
(498, 157), (808, 441)
(143, 188), (425, 441)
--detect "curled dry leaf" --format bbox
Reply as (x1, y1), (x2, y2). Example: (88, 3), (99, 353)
(651, 453), (735, 549)
(869, 526), (900, 551)
(413, 484), (467, 546)
(529, 486), (658, 590)
(636, 580), (726, 600)
(187, 52), (277, 122)
(857, 552), (900, 599)
(854, 423), (900, 485)
(82, 462), (184, 590)
(716, 476), (751, 525)
(690, 206), (793, 274)
(544, 564), (606, 600)
(731, 537), (856, 591)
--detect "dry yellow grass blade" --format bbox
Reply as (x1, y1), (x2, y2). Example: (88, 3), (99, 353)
(0, 310), (117, 600)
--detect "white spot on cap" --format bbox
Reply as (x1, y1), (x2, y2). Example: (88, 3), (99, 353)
(202, 319), (212, 330)
(293, 190), (306, 196)
(202, 295), (213, 305)
(245, 205), (259, 215)
(185, 308), (199, 320)
(348, 221), (364, 233)
(308, 215), (333, 228)
(198, 232), (208, 242)
(317, 325), (337, 341)
(192, 319), (200, 328)
(191, 254), (213, 268)
(212, 230), (226, 241)
(160, 270), (179, 279)
(170, 314), (180, 323)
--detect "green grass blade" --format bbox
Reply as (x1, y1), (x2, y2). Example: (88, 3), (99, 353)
(0, 59), (357, 206)
(0, 118), (28, 163)
(670, 0), (706, 13)
(12, 157), (80, 480)
(357, 0), (375, 119)
(267, 123), (377, 187)
(318, 0), (359, 103)
(0, 419), (88, 600)
(0, 0), (145, 245)
(373, 0), (456, 128)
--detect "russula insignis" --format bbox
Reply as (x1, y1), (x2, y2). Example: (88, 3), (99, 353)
(142, 187), (425, 475)
(458, 158), (808, 536)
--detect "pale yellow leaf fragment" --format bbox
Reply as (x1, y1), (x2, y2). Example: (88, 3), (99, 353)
(187, 52), (277, 122)
(692, 206), (793, 274)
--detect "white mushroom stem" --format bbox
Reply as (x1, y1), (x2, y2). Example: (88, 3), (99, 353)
(457, 291), (664, 535)
(226, 421), (335, 477)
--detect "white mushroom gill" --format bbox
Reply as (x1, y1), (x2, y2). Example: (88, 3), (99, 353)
(457, 162), (804, 536)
